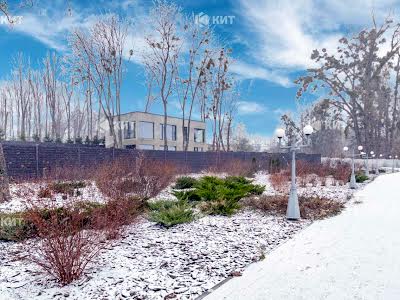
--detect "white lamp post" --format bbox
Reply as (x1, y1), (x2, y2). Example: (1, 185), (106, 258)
(275, 125), (314, 220)
(344, 146), (354, 187)
(370, 151), (375, 174)
(359, 148), (369, 176)
(371, 153), (377, 174)
(343, 145), (361, 189)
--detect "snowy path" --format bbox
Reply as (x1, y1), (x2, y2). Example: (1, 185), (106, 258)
(204, 173), (400, 300)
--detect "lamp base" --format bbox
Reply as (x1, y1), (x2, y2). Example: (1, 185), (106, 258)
(287, 188), (300, 220)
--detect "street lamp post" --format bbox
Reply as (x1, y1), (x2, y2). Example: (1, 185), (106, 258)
(371, 154), (377, 174)
(365, 151), (370, 176)
(343, 145), (363, 189)
(370, 151), (376, 174)
(275, 125), (314, 220)
(360, 150), (369, 176)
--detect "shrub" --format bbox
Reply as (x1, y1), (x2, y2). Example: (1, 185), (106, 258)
(177, 176), (264, 203)
(23, 204), (106, 285)
(198, 198), (241, 216)
(37, 187), (52, 198)
(148, 200), (194, 228)
(95, 155), (177, 200)
(244, 195), (288, 216)
(173, 176), (264, 216)
(1, 199), (142, 242)
(93, 197), (142, 239)
(50, 181), (86, 196)
(0, 212), (34, 241)
(268, 157), (282, 174)
(269, 173), (289, 192)
(173, 176), (198, 189)
(299, 196), (344, 219)
(172, 189), (201, 202)
(206, 159), (256, 177)
(244, 195), (344, 220)
(355, 173), (369, 183)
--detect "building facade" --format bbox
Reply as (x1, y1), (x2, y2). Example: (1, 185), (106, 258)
(103, 112), (207, 151)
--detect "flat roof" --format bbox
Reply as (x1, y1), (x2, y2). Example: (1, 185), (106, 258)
(117, 111), (206, 123)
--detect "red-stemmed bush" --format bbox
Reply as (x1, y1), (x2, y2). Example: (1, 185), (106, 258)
(269, 172), (289, 192)
(94, 154), (178, 201)
(206, 158), (257, 177)
(23, 202), (106, 285)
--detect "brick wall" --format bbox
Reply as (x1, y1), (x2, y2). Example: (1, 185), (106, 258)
(1, 141), (321, 179)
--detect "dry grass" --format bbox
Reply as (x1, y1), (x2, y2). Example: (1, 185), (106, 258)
(244, 195), (345, 220)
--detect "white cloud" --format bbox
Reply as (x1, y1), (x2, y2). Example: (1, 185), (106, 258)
(237, 101), (267, 115)
(236, 0), (399, 70)
(231, 60), (292, 87)
(7, 3), (148, 59)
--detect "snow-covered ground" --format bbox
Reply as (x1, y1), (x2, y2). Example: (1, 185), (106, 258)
(0, 181), (108, 213)
(252, 171), (365, 202)
(204, 172), (400, 300)
(0, 171), (371, 300)
(0, 212), (307, 300)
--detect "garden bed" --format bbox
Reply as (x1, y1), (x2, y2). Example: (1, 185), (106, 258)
(0, 181), (107, 213)
(0, 211), (307, 300)
(0, 166), (373, 300)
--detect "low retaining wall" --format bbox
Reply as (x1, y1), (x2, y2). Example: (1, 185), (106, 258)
(1, 141), (321, 179)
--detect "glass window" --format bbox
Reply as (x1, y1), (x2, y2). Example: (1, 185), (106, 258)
(159, 145), (177, 151)
(160, 124), (177, 141)
(139, 121), (154, 139)
(194, 147), (203, 152)
(183, 126), (188, 142)
(194, 128), (205, 143)
(138, 144), (154, 150)
(123, 121), (135, 139)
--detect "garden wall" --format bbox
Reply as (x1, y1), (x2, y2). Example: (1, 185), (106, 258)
(1, 141), (321, 179)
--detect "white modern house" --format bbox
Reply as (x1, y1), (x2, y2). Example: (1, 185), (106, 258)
(101, 111), (207, 151)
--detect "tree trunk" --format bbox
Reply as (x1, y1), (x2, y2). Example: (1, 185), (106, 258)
(0, 143), (10, 203)
(163, 102), (168, 150)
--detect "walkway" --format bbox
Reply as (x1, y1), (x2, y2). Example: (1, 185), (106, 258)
(204, 173), (400, 300)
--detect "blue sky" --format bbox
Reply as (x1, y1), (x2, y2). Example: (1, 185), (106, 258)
(1, 0), (399, 139)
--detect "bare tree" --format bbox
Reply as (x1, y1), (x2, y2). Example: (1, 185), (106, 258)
(42, 52), (62, 140)
(144, 0), (182, 150)
(174, 18), (212, 151)
(70, 15), (130, 148)
(296, 17), (400, 154)
(204, 48), (232, 151)
(225, 87), (238, 151)
(0, 0), (32, 24)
